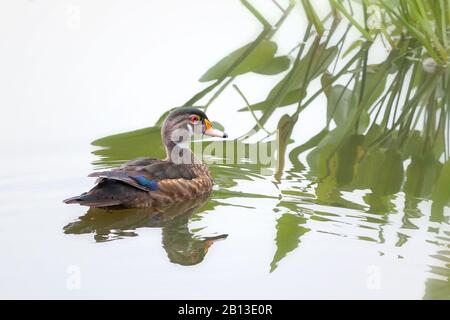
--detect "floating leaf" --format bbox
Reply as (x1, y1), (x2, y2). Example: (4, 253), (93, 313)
(199, 40), (277, 82)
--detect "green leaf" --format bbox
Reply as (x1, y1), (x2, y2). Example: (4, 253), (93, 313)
(306, 143), (337, 178)
(330, 0), (372, 41)
(253, 56), (290, 75)
(268, 44), (338, 100)
(404, 156), (441, 198)
(211, 121), (225, 131)
(307, 94), (366, 179)
(402, 130), (425, 159)
(91, 127), (165, 168)
(289, 129), (329, 158)
(237, 44), (338, 113)
(321, 73), (370, 134)
(357, 62), (391, 109)
(351, 149), (385, 190)
(335, 135), (365, 186)
(432, 116), (446, 159)
(371, 149), (404, 196)
(324, 84), (354, 126)
(352, 52), (398, 118)
(363, 124), (383, 147)
(275, 114), (297, 180)
(288, 129), (330, 172)
(270, 213), (309, 272)
(307, 131), (346, 178)
(301, 0), (324, 34)
(199, 40), (277, 82)
(342, 39), (364, 58)
(432, 160), (450, 205)
(357, 111), (371, 134)
(237, 88), (305, 112)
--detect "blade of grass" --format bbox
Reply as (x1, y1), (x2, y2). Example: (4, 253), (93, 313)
(330, 0), (372, 41)
(302, 0), (325, 35)
(233, 84), (271, 135)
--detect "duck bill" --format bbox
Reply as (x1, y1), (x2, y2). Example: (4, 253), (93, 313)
(203, 119), (228, 138)
(204, 128), (227, 138)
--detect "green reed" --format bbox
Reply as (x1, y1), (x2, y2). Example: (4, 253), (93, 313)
(174, 0), (449, 214)
(129, 0), (450, 272)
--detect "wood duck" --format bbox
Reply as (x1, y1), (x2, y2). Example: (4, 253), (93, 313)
(64, 107), (228, 209)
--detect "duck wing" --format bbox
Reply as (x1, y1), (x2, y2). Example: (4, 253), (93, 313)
(64, 157), (212, 208)
(88, 157), (200, 192)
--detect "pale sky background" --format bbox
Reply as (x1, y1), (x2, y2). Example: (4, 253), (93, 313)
(0, 0), (340, 151)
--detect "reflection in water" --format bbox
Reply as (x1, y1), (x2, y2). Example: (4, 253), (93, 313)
(288, 130), (449, 298)
(64, 193), (228, 266)
(423, 229), (450, 299)
(62, 121), (450, 298)
(64, 126), (275, 267)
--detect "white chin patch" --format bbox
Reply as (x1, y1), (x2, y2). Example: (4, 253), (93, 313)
(187, 124), (194, 136)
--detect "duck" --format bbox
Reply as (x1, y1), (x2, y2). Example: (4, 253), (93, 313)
(63, 107), (228, 209)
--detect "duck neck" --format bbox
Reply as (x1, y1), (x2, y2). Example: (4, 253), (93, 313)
(162, 127), (201, 165)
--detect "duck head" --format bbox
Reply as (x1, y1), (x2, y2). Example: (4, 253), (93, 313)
(162, 107), (228, 139)
(161, 107), (228, 162)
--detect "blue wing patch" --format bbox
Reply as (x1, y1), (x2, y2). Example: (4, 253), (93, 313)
(131, 175), (158, 191)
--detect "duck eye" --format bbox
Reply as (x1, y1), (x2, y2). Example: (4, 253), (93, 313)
(190, 115), (200, 123)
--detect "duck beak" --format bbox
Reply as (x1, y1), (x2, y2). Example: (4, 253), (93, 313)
(203, 119), (228, 138)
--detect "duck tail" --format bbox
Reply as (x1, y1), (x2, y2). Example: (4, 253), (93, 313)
(63, 193), (122, 208)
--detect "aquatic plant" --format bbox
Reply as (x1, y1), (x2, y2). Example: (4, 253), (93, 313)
(175, 0), (450, 272)
(91, 0), (449, 285)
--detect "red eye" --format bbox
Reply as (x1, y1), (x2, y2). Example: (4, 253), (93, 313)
(190, 115), (200, 123)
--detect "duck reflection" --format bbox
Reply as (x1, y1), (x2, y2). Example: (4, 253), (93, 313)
(64, 193), (227, 266)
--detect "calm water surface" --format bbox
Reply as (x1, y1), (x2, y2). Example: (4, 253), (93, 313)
(0, 0), (449, 299)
